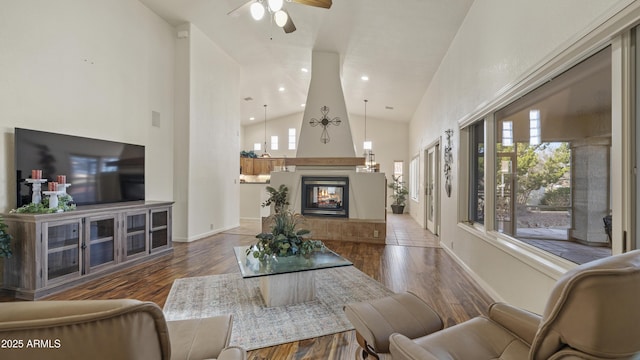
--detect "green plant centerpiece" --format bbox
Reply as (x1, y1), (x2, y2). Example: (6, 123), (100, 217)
(388, 175), (409, 214)
(249, 208), (324, 261)
(240, 150), (258, 158)
(0, 216), (13, 258)
(10, 194), (76, 214)
(261, 184), (289, 213)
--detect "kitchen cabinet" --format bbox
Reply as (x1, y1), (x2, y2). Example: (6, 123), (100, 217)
(239, 158), (285, 175)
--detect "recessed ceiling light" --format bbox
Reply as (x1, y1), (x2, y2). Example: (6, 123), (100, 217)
(301, 103), (305, 107)
(249, 117), (255, 121)
(301, 68), (308, 73)
(385, 106), (394, 110)
(361, 75), (369, 81)
(278, 87), (285, 92)
(244, 96), (253, 101)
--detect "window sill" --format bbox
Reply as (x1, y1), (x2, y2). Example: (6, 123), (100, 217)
(457, 222), (577, 280)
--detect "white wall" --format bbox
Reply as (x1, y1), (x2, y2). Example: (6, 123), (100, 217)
(349, 114), (409, 209)
(239, 183), (269, 220)
(242, 112), (302, 158)
(408, 0), (631, 313)
(173, 24), (241, 242)
(0, 2), (241, 243)
(0, 0), (175, 212)
(173, 23), (191, 240)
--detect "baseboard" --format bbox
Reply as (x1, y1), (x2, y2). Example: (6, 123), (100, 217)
(440, 244), (504, 304)
(173, 223), (241, 242)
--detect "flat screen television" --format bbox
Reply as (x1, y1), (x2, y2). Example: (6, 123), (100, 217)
(15, 128), (145, 207)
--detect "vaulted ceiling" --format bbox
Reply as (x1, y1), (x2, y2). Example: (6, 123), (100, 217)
(138, 0), (474, 125)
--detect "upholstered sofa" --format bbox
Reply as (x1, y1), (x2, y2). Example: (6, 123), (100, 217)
(0, 299), (246, 360)
(393, 249), (640, 359)
(347, 249), (640, 359)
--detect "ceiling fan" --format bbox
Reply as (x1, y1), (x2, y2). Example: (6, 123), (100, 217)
(227, 0), (332, 34)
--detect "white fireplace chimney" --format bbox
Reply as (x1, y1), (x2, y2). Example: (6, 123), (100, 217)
(272, 53), (386, 224)
(296, 51), (356, 158)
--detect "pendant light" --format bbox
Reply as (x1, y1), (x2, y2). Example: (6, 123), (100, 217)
(363, 99), (375, 171)
(262, 104), (271, 157)
(363, 99), (372, 151)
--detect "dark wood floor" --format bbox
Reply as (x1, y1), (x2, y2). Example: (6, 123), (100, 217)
(1, 215), (494, 359)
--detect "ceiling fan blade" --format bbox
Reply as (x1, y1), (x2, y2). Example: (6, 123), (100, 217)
(283, 10), (296, 33)
(290, 0), (332, 9)
(227, 0), (253, 16)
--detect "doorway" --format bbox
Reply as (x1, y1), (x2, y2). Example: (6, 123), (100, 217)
(425, 144), (440, 235)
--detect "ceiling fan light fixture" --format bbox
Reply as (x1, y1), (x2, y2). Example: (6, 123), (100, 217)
(268, 0), (284, 12)
(250, 2), (265, 20)
(274, 10), (288, 27)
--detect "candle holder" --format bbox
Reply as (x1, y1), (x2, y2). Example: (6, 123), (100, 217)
(42, 191), (64, 211)
(57, 183), (72, 194)
(25, 178), (48, 205)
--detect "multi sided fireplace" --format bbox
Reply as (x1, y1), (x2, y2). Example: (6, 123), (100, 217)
(301, 176), (349, 217)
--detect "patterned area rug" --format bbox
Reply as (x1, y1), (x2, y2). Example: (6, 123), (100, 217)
(163, 266), (394, 350)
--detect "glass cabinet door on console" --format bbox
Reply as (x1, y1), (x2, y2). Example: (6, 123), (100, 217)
(150, 208), (170, 253)
(124, 210), (148, 260)
(1, 202), (173, 300)
(85, 215), (117, 272)
(44, 219), (83, 285)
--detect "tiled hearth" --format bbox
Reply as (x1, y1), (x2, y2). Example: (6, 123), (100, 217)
(262, 216), (386, 244)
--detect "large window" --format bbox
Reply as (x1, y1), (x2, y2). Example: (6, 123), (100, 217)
(492, 47), (611, 263)
(271, 135), (278, 150)
(469, 121), (484, 224)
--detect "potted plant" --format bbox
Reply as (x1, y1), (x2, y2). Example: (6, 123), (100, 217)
(0, 216), (12, 258)
(240, 150), (258, 158)
(248, 208), (324, 262)
(388, 175), (409, 214)
(262, 184), (289, 213)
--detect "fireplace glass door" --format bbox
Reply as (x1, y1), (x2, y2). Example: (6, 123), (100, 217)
(301, 177), (349, 217)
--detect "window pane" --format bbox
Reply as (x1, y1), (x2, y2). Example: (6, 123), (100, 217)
(288, 128), (296, 150)
(271, 135), (278, 150)
(393, 161), (403, 180)
(494, 47), (611, 264)
(470, 121), (484, 224)
(254, 143), (261, 151)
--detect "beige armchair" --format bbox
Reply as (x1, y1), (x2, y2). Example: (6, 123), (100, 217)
(0, 299), (246, 360)
(389, 249), (640, 360)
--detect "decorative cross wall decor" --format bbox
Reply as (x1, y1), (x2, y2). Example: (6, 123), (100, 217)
(309, 106), (341, 144)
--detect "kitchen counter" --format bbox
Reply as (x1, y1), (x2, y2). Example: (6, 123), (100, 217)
(240, 174), (270, 184)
